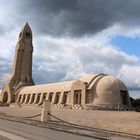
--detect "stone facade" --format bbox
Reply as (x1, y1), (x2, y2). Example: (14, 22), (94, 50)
(0, 23), (133, 110)
(1, 23), (34, 103)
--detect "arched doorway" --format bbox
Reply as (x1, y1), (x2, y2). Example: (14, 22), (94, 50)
(122, 94), (128, 105)
(120, 90), (129, 105)
(30, 94), (35, 104)
(35, 93), (41, 104)
(26, 94), (31, 104)
(74, 90), (81, 104)
(3, 92), (8, 103)
(63, 92), (68, 104)
(49, 93), (53, 103)
(17, 95), (22, 103)
(55, 92), (60, 104)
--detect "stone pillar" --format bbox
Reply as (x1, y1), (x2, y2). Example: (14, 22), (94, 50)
(18, 95), (23, 104)
(24, 95), (28, 104)
(46, 93), (50, 100)
(81, 83), (86, 105)
(78, 94), (80, 104)
(33, 94), (38, 104)
(66, 92), (70, 104)
(71, 90), (75, 105)
(41, 100), (51, 122)
(58, 92), (64, 104)
(21, 95), (26, 104)
(38, 93), (44, 105)
(28, 94), (33, 104)
(17, 95), (21, 103)
(51, 93), (56, 104)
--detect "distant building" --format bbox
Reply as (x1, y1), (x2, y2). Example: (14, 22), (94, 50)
(0, 23), (133, 110)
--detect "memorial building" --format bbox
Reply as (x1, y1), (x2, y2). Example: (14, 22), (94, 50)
(0, 23), (133, 110)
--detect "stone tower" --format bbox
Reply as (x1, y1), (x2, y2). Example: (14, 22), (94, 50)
(1, 23), (34, 103)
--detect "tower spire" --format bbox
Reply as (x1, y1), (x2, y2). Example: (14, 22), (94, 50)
(1, 23), (34, 103)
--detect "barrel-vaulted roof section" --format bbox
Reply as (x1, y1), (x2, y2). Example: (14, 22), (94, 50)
(80, 74), (99, 84)
(19, 80), (75, 94)
(18, 74), (106, 95)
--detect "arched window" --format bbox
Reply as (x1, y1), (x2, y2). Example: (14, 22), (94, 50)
(18, 95), (22, 103)
(22, 94), (26, 103)
(49, 93), (53, 102)
(30, 94), (35, 104)
(43, 93), (47, 100)
(25, 77), (28, 82)
(26, 94), (31, 104)
(63, 92), (68, 104)
(25, 32), (30, 38)
(55, 92), (60, 104)
(3, 92), (8, 103)
(19, 33), (22, 38)
(35, 93), (41, 104)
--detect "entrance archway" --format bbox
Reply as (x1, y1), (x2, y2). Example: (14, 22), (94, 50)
(3, 92), (8, 103)
(120, 90), (128, 105)
(63, 92), (68, 104)
(55, 93), (60, 104)
(49, 93), (53, 102)
(74, 90), (81, 104)
(122, 94), (127, 105)
(30, 94), (35, 104)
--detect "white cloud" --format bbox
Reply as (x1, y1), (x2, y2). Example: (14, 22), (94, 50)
(97, 24), (140, 40)
(0, 58), (12, 89)
(0, 26), (20, 59)
(118, 65), (140, 89)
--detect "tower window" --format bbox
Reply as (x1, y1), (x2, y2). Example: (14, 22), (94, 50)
(26, 32), (30, 38)
(19, 33), (22, 38)
(25, 77), (28, 82)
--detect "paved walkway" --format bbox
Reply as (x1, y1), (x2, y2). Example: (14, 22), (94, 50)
(0, 118), (96, 140)
(0, 106), (140, 135)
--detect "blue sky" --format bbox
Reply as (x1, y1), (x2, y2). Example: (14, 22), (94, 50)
(111, 36), (140, 57)
(0, 0), (140, 99)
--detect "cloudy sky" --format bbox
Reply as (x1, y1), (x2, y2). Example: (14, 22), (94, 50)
(0, 0), (140, 98)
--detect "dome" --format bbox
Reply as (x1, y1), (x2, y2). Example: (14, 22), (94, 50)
(96, 75), (127, 92)
(93, 75), (131, 108)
